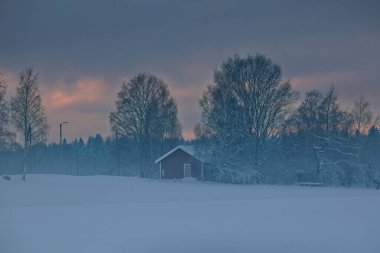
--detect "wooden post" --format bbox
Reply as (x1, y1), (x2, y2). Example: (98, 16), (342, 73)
(116, 130), (120, 176)
(159, 161), (162, 179)
(22, 125), (31, 181)
(60, 121), (68, 174)
(201, 162), (204, 181)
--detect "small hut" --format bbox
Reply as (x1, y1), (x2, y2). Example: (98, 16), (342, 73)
(155, 145), (203, 180)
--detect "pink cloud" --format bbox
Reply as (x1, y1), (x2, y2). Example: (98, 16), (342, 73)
(170, 85), (204, 140)
(290, 70), (360, 92)
(171, 84), (203, 100)
(44, 78), (113, 109)
(290, 71), (380, 119)
(41, 78), (118, 142)
(42, 77), (202, 142)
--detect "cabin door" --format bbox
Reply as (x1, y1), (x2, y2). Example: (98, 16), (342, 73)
(184, 164), (191, 178)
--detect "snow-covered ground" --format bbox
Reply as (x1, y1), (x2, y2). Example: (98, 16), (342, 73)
(1, 175), (379, 253)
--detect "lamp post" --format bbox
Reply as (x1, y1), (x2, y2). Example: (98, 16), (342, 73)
(60, 121), (68, 174)
(115, 130), (120, 176)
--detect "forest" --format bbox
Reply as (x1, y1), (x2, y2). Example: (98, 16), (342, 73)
(1, 54), (379, 187)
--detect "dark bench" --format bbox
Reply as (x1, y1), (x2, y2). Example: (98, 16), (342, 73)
(373, 178), (380, 190)
(2, 175), (11, 181)
(296, 171), (323, 187)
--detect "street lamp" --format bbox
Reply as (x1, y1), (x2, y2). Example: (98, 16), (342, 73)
(60, 121), (69, 174)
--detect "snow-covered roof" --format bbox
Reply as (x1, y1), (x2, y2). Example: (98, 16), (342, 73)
(155, 145), (203, 164)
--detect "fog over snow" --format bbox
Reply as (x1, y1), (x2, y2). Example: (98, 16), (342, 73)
(1, 175), (379, 253)
(1, 2), (380, 251)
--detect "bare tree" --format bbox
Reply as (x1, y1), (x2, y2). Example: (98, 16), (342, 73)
(293, 90), (325, 135)
(10, 67), (49, 180)
(294, 86), (345, 135)
(319, 85), (343, 134)
(292, 90), (369, 186)
(199, 54), (298, 181)
(351, 96), (373, 134)
(199, 83), (248, 183)
(110, 73), (181, 177)
(0, 75), (15, 150)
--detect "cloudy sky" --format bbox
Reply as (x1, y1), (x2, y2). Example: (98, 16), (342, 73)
(1, 0), (379, 142)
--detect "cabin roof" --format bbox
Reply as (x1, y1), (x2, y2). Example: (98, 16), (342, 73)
(154, 145), (203, 164)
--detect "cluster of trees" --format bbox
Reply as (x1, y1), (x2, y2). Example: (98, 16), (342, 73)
(279, 89), (380, 187)
(0, 71), (182, 179)
(0, 134), (155, 177)
(1, 54), (379, 187)
(194, 55), (380, 187)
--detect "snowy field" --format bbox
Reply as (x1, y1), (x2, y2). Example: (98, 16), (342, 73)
(1, 175), (380, 253)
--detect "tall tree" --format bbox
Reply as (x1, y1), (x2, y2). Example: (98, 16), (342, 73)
(10, 67), (49, 180)
(0, 75), (14, 150)
(366, 126), (380, 188)
(294, 87), (346, 135)
(351, 96), (373, 134)
(199, 82), (248, 183)
(319, 85), (343, 134)
(73, 138), (86, 176)
(293, 87), (350, 178)
(86, 134), (105, 174)
(110, 73), (181, 177)
(293, 90), (325, 134)
(199, 54), (298, 181)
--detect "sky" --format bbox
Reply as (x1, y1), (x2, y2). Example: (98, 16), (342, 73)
(0, 0), (379, 143)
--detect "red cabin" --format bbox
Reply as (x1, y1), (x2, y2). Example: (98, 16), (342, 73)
(155, 145), (203, 180)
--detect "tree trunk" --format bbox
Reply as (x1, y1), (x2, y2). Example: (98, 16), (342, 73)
(22, 146), (26, 181)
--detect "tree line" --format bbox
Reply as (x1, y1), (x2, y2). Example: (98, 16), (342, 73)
(0, 54), (379, 187)
(0, 134), (156, 177)
(194, 55), (379, 187)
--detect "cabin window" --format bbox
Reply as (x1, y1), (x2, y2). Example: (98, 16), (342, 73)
(162, 169), (165, 177)
(184, 164), (191, 178)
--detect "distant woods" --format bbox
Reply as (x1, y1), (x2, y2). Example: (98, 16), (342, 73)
(0, 54), (379, 187)
(195, 55), (379, 186)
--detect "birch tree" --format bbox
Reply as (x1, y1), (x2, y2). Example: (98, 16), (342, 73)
(10, 67), (49, 180)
